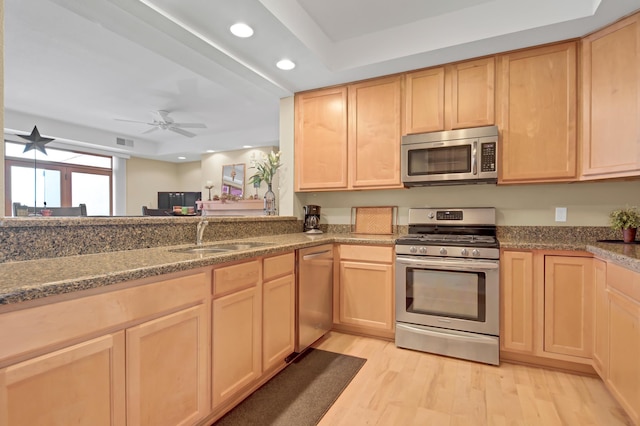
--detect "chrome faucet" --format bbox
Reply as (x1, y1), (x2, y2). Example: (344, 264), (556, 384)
(196, 219), (209, 246)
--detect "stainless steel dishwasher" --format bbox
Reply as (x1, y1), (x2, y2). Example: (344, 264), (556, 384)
(295, 244), (334, 353)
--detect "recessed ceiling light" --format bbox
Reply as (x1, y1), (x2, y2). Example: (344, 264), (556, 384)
(243, 145), (253, 148)
(230, 23), (254, 38)
(178, 156), (186, 160)
(276, 59), (295, 70)
(206, 149), (215, 153)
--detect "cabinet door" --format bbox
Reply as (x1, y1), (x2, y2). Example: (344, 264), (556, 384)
(262, 273), (295, 371)
(592, 259), (608, 378)
(607, 289), (640, 425)
(126, 304), (210, 426)
(0, 333), (125, 426)
(500, 250), (534, 353)
(498, 42), (577, 183)
(544, 256), (593, 359)
(404, 67), (445, 133)
(448, 57), (495, 129)
(582, 13), (640, 179)
(349, 75), (404, 189)
(294, 87), (349, 191)
(212, 286), (262, 408)
(338, 260), (394, 331)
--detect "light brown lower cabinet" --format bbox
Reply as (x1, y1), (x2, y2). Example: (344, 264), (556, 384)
(262, 253), (295, 372)
(500, 250), (594, 365)
(0, 269), (211, 426)
(592, 258), (608, 377)
(334, 245), (395, 339)
(127, 305), (210, 426)
(210, 253), (296, 420)
(212, 261), (262, 410)
(0, 332), (126, 426)
(543, 255), (593, 359)
(603, 262), (640, 425)
(500, 250), (534, 352)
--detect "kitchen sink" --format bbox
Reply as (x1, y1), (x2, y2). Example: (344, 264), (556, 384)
(169, 241), (271, 254)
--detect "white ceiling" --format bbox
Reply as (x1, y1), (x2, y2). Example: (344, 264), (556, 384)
(4, 0), (640, 162)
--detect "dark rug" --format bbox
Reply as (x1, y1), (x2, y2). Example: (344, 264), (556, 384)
(214, 348), (366, 426)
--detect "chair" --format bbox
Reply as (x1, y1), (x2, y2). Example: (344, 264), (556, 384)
(43, 204), (88, 216)
(13, 203), (88, 217)
(142, 206), (172, 216)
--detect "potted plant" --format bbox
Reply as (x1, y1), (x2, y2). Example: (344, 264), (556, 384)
(248, 150), (282, 216)
(609, 206), (640, 243)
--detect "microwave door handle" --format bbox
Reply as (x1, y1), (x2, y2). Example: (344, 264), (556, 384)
(472, 140), (478, 175)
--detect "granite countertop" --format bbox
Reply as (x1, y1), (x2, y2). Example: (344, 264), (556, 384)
(0, 232), (397, 306)
(3, 228), (640, 307)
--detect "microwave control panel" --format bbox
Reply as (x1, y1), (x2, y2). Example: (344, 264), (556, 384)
(480, 142), (496, 172)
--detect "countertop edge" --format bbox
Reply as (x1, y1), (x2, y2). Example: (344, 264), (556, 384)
(0, 233), (396, 306)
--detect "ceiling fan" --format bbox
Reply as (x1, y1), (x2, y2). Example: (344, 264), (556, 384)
(115, 110), (206, 138)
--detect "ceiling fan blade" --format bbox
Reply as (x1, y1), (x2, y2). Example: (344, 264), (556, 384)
(142, 126), (160, 134)
(169, 127), (197, 138)
(172, 123), (207, 129)
(115, 118), (153, 124)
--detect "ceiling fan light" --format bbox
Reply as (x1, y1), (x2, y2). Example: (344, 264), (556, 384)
(230, 23), (254, 38)
(276, 59), (295, 70)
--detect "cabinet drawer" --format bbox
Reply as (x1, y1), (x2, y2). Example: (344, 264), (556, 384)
(263, 252), (295, 281)
(213, 260), (261, 297)
(607, 262), (640, 304)
(340, 245), (393, 263)
(0, 270), (209, 365)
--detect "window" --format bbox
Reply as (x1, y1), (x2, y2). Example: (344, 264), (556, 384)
(4, 141), (113, 216)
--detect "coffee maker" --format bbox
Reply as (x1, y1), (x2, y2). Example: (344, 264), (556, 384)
(303, 205), (322, 234)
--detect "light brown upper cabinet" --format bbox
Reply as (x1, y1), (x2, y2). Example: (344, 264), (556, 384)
(581, 12), (640, 180)
(404, 57), (495, 134)
(404, 67), (445, 133)
(348, 76), (404, 189)
(497, 42), (578, 183)
(294, 86), (349, 191)
(295, 75), (404, 191)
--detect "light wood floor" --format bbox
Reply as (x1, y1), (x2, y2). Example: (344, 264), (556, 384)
(314, 332), (632, 426)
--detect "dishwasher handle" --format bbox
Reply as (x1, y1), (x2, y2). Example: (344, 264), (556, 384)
(302, 250), (332, 260)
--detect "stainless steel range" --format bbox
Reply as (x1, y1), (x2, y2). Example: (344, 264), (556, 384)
(395, 207), (500, 365)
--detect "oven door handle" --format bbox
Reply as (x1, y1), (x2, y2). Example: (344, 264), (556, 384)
(396, 257), (499, 271)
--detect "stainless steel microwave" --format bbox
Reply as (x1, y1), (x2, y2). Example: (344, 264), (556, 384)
(401, 126), (498, 186)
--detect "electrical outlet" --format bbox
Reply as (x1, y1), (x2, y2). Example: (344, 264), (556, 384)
(555, 207), (567, 222)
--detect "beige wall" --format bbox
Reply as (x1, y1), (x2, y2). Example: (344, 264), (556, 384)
(126, 157), (190, 215)
(200, 146), (279, 201)
(295, 180), (640, 226)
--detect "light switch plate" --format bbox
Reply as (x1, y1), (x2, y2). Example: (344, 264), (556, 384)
(555, 207), (567, 222)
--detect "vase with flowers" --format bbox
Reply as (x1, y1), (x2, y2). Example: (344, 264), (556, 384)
(609, 206), (640, 243)
(248, 150), (281, 216)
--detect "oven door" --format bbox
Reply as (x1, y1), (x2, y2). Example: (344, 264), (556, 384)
(395, 255), (499, 336)
(402, 138), (477, 184)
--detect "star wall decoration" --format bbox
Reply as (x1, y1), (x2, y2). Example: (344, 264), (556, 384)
(19, 126), (55, 155)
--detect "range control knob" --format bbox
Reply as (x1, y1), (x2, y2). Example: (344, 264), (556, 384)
(472, 249), (480, 257)
(461, 249), (469, 256)
(427, 212), (435, 219)
(419, 246), (428, 254)
(409, 246), (418, 254)
(439, 247), (447, 255)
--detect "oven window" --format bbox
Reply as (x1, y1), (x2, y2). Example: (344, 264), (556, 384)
(406, 268), (486, 321)
(408, 145), (471, 176)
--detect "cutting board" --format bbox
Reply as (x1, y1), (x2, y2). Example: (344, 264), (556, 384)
(351, 206), (398, 234)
